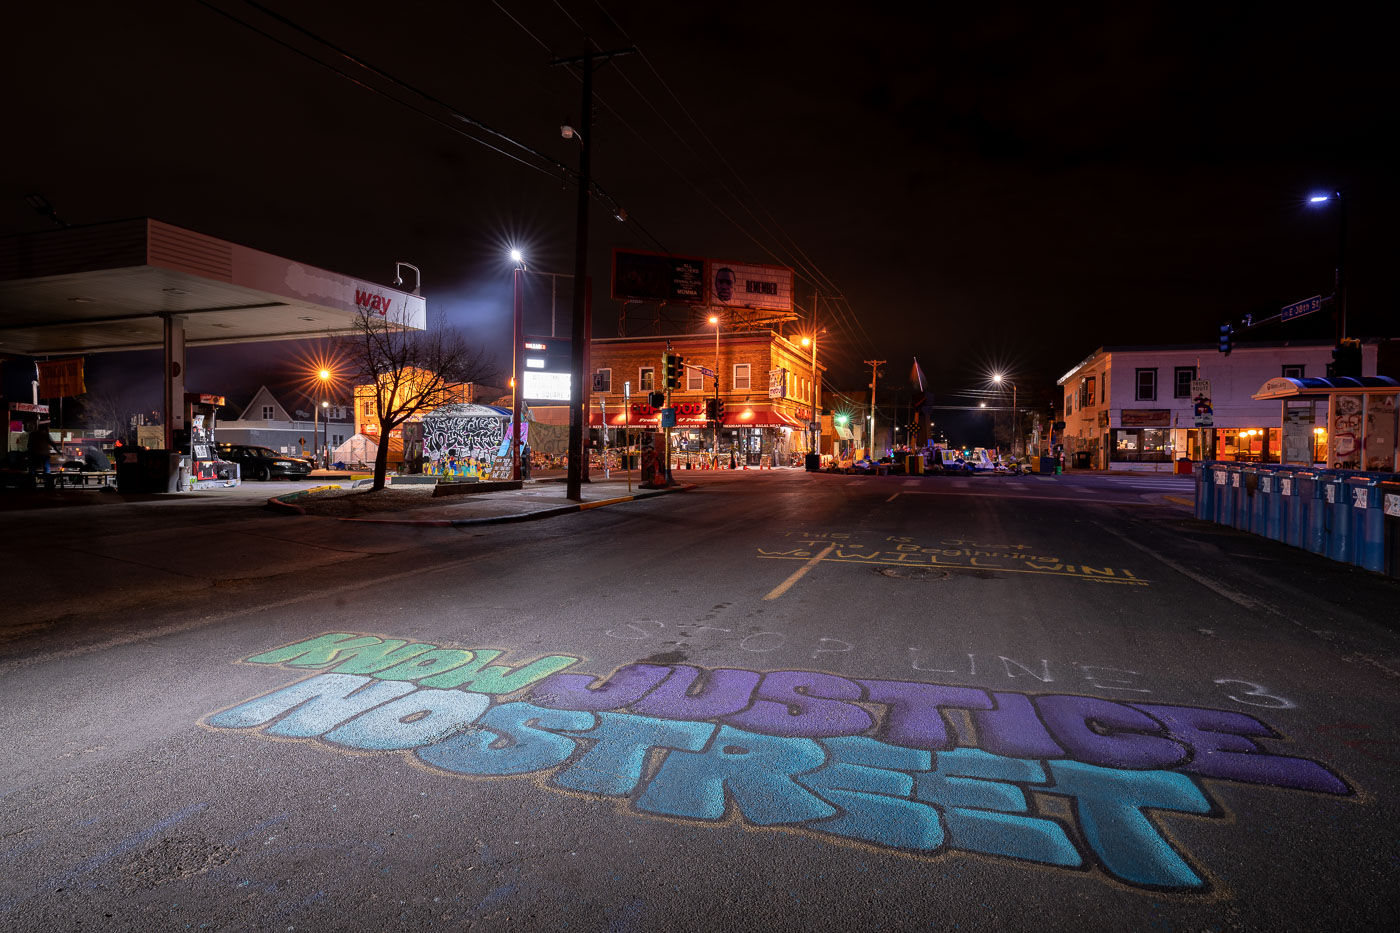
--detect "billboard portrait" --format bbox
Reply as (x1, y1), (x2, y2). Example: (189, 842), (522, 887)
(705, 260), (794, 313)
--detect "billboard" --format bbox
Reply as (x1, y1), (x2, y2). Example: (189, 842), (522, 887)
(706, 260), (794, 313)
(611, 250), (706, 304)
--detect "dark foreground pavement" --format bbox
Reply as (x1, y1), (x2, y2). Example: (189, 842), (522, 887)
(1, 469), (1397, 931)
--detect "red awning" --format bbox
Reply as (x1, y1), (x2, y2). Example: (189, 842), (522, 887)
(722, 406), (802, 428)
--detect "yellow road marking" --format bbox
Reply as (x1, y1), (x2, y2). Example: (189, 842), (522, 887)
(885, 492), (900, 502)
(763, 542), (837, 601)
(758, 554), (1149, 584)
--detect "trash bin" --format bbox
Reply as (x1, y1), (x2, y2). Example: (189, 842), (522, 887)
(1320, 472), (1352, 564)
(1175, 457), (1193, 475)
(1345, 474), (1385, 572)
(1382, 479), (1400, 578)
(1074, 451), (1091, 469)
(1038, 456), (1057, 474)
(805, 453), (820, 472)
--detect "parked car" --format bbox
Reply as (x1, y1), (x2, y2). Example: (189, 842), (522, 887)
(215, 444), (312, 481)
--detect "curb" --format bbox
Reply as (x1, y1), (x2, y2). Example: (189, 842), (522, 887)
(285, 482), (697, 526)
(266, 484), (343, 515)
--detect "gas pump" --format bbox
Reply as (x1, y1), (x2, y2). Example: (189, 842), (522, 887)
(183, 393), (239, 489)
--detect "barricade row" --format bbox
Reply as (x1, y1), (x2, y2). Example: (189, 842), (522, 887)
(1194, 461), (1400, 576)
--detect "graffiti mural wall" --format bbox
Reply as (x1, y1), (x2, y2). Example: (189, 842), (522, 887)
(204, 632), (1354, 893)
(420, 404), (509, 478)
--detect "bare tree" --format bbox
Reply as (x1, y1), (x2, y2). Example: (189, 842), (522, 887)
(340, 306), (498, 491)
(76, 385), (142, 443)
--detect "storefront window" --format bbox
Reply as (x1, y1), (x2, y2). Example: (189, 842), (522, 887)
(1331, 395), (1363, 469)
(1112, 428), (1170, 462)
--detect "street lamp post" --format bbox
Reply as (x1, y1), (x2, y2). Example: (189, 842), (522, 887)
(511, 249), (526, 481)
(993, 373), (1018, 459)
(321, 400), (329, 467)
(709, 315), (720, 465)
(801, 329), (826, 459)
(1308, 191), (1347, 341)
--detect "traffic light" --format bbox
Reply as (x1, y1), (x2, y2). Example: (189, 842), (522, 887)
(664, 353), (684, 389)
(1218, 324), (1233, 355)
(715, 398), (725, 421)
(705, 398), (717, 420)
(1327, 338), (1362, 378)
(648, 391), (665, 408)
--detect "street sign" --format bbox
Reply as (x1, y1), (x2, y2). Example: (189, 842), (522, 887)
(1191, 378), (1213, 428)
(1280, 295), (1322, 322)
(696, 366), (715, 378)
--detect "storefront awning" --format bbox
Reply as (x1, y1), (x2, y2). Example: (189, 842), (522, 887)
(722, 405), (802, 428)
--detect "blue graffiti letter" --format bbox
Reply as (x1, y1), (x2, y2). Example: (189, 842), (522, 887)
(553, 712), (715, 796)
(417, 702), (594, 776)
(915, 748), (1080, 867)
(637, 725), (836, 825)
(799, 736), (942, 850)
(1045, 759), (1212, 889)
(206, 673), (415, 737)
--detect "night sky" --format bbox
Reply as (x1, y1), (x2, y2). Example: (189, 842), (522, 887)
(5, 2), (1395, 440)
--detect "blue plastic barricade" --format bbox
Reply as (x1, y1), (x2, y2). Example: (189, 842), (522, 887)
(1280, 470), (1308, 548)
(1195, 462), (1214, 521)
(1232, 466), (1254, 531)
(1211, 465), (1233, 525)
(1320, 472), (1352, 564)
(1345, 475), (1385, 572)
(1299, 472), (1328, 554)
(1258, 467), (1285, 541)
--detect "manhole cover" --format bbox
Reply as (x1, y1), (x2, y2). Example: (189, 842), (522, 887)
(875, 566), (950, 581)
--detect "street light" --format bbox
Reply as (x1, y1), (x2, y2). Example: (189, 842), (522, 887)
(321, 400), (329, 467)
(1308, 190), (1346, 341)
(709, 315), (721, 464)
(801, 328), (826, 459)
(511, 249), (526, 480)
(992, 372), (1018, 458)
(312, 368), (332, 468)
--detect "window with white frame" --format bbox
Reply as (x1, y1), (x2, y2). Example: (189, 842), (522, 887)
(639, 367), (654, 392)
(1282, 364), (1305, 378)
(734, 363), (751, 390)
(595, 368), (612, 392)
(687, 366), (704, 392)
(1174, 366), (1195, 398)
(1135, 368), (1157, 401)
(332, 434), (345, 447)
(261, 405), (275, 420)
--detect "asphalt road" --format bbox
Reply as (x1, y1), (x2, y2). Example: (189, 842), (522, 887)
(1, 470), (1397, 931)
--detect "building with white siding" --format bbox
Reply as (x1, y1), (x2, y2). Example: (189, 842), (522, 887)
(1056, 339), (1385, 471)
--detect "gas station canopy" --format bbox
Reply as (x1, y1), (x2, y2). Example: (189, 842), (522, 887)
(0, 218), (425, 355)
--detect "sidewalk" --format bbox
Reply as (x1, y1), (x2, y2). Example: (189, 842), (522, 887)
(272, 472), (696, 525)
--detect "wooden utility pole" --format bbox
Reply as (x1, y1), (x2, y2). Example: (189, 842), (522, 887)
(865, 359), (885, 458)
(552, 43), (635, 501)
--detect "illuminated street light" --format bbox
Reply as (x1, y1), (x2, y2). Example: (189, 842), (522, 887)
(709, 315), (721, 463)
(800, 328), (826, 460)
(992, 372), (1019, 458)
(1309, 190), (1346, 340)
(511, 249), (527, 480)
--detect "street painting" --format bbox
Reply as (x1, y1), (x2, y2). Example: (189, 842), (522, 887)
(203, 632), (1355, 894)
(759, 534), (1149, 585)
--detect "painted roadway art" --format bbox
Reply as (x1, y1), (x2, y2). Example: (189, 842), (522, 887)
(203, 633), (1353, 893)
(760, 534), (1150, 585)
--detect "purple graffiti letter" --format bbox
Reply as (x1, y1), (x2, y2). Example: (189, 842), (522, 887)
(723, 671), (873, 738)
(858, 680), (992, 750)
(1036, 695), (1187, 770)
(628, 666), (760, 720)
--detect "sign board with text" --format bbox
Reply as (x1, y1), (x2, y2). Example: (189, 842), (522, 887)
(1190, 378), (1213, 428)
(1280, 295), (1323, 323)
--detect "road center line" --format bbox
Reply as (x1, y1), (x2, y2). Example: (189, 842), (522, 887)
(763, 542), (837, 601)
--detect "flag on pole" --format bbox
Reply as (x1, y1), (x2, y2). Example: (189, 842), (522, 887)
(909, 357), (926, 392)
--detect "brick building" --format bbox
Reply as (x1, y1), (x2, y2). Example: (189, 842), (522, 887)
(587, 330), (822, 466)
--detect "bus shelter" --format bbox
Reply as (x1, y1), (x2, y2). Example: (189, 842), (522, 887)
(1252, 375), (1399, 471)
